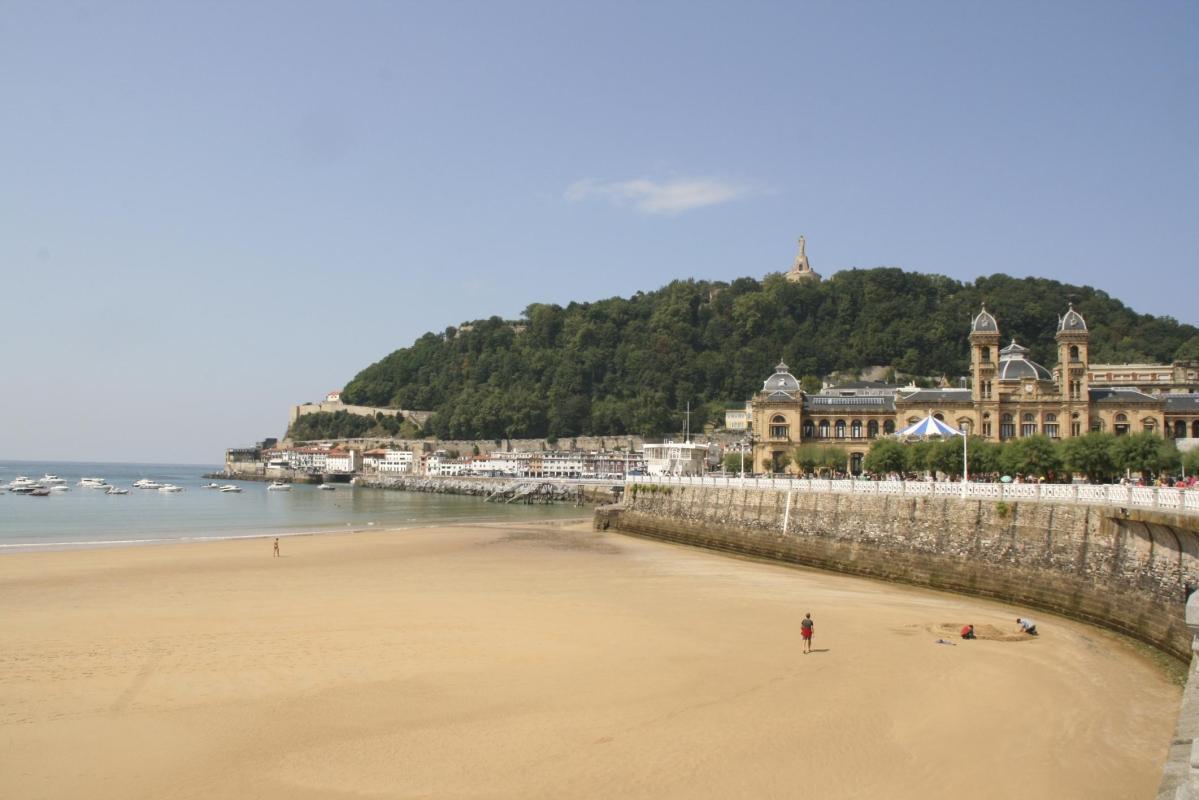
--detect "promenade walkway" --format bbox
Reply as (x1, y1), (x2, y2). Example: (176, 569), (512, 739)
(627, 474), (1199, 517)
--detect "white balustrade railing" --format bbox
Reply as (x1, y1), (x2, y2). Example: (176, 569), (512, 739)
(624, 474), (1199, 517)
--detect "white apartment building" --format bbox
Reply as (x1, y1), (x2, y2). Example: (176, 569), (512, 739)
(644, 441), (711, 477)
(325, 448), (361, 474)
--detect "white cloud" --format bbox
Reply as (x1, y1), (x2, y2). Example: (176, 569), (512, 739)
(564, 176), (761, 215)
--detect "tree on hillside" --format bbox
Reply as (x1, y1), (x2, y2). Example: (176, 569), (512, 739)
(337, 269), (1199, 440)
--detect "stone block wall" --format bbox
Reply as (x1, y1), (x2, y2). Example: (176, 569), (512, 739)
(598, 485), (1199, 660)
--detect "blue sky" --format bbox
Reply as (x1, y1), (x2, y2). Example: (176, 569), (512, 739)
(2, 1), (1196, 463)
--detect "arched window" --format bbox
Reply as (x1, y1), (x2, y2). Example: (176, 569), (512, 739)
(818, 420), (830, 439)
(1000, 413), (1015, 440)
(867, 420), (879, 439)
(802, 421), (814, 439)
(957, 419), (971, 435)
(907, 417), (920, 425)
(980, 346), (991, 362)
(1021, 413), (1036, 437)
(1114, 413), (1129, 436)
(1069, 345), (1079, 361)
(1044, 413), (1059, 439)
(770, 415), (790, 440)
(933, 412), (944, 421)
(1142, 418), (1156, 432)
(1193, 420), (1199, 439)
(1174, 420), (1186, 439)
(834, 420), (846, 439)
(883, 420), (895, 435)
(851, 420), (862, 439)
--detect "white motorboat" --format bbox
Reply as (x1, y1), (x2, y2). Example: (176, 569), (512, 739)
(106, 486), (130, 495)
(50, 485), (70, 492)
(219, 485), (243, 493)
(158, 484), (183, 493)
(318, 484), (336, 491)
(79, 477), (109, 488)
(267, 482), (291, 491)
(133, 479), (163, 489)
(201, 482), (222, 489)
(39, 474), (67, 485)
(9, 476), (37, 490)
(9, 485), (35, 494)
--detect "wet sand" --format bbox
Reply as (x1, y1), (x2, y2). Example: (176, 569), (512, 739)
(0, 520), (1181, 799)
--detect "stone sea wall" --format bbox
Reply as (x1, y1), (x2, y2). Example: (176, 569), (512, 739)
(597, 484), (1199, 660)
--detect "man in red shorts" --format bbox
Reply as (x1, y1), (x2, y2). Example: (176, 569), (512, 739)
(801, 612), (814, 654)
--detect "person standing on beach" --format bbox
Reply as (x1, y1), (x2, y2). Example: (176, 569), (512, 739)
(273, 538), (280, 557)
(801, 612), (814, 654)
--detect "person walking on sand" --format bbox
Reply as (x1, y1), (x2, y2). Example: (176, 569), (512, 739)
(801, 612), (814, 654)
(273, 538), (280, 558)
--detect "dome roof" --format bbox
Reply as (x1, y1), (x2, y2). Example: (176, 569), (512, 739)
(763, 361), (800, 394)
(1058, 303), (1087, 333)
(971, 304), (998, 333)
(997, 339), (1052, 381)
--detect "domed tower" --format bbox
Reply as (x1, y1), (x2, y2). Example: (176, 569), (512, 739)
(970, 304), (1000, 404)
(1056, 303), (1090, 435)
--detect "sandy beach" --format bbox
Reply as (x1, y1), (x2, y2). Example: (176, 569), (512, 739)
(0, 519), (1181, 799)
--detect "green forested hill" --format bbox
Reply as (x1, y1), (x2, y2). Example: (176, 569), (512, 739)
(340, 269), (1199, 440)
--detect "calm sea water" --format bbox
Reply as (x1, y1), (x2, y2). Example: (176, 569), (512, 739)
(0, 461), (586, 550)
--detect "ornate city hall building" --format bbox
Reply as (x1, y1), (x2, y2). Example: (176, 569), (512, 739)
(749, 304), (1199, 474)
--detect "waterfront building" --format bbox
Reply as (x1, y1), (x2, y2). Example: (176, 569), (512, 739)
(750, 303), (1198, 474)
(724, 405), (750, 431)
(644, 441), (712, 476)
(325, 448), (360, 474)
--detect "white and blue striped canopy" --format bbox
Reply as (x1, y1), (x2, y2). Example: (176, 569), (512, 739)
(897, 415), (963, 438)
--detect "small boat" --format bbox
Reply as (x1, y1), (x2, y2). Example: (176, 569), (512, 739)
(267, 482), (291, 491)
(318, 484), (336, 491)
(9, 485), (35, 494)
(39, 474), (67, 485)
(79, 477), (109, 488)
(30, 487), (51, 497)
(219, 485), (243, 493)
(50, 485), (70, 492)
(158, 484), (183, 493)
(133, 479), (163, 489)
(200, 482), (222, 489)
(106, 486), (130, 495)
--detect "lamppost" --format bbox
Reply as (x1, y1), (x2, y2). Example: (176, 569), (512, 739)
(740, 431), (757, 479)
